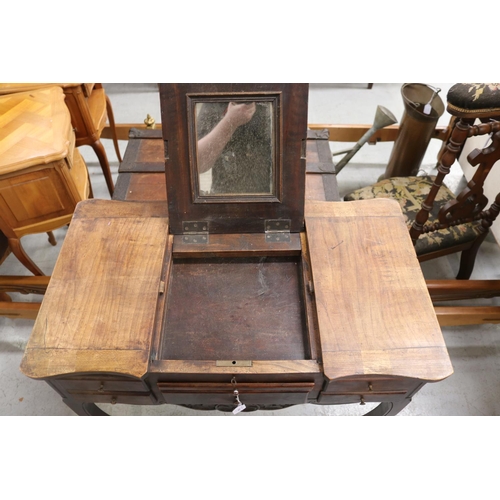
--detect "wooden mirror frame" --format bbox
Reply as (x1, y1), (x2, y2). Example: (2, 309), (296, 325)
(159, 84), (309, 234)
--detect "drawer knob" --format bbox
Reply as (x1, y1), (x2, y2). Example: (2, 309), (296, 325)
(360, 396), (366, 405)
(98, 383), (104, 392)
(368, 383), (373, 392)
(110, 397), (117, 405)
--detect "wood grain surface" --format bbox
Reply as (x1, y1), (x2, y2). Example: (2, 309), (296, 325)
(21, 199), (169, 379)
(0, 87), (72, 174)
(305, 198), (453, 382)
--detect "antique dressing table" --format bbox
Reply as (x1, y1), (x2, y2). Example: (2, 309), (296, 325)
(20, 84), (453, 415)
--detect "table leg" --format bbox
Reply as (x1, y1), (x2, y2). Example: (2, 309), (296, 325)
(364, 399), (412, 416)
(63, 398), (109, 416)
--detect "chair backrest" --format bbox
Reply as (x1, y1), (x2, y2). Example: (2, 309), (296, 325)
(410, 120), (500, 244)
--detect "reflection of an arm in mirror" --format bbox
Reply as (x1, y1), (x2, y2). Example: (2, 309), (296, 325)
(197, 102), (256, 173)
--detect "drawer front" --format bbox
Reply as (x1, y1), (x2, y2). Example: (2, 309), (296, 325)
(61, 378), (149, 393)
(324, 376), (419, 395)
(317, 392), (408, 405)
(158, 381), (315, 406)
(69, 391), (156, 406)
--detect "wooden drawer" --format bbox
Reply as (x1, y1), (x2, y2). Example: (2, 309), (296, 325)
(319, 376), (422, 405)
(158, 381), (315, 406)
(69, 391), (156, 406)
(324, 376), (418, 395)
(318, 392), (408, 405)
(55, 378), (155, 406)
(60, 378), (149, 393)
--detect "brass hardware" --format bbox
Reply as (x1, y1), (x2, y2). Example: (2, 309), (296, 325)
(360, 396), (366, 405)
(144, 114), (156, 129)
(110, 397), (117, 405)
(98, 383), (104, 392)
(159, 281), (165, 295)
(368, 383), (373, 392)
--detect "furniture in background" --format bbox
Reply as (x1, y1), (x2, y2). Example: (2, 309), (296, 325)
(344, 83), (500, 280)
(0, 86), (90, 276)
(0, 83), (121, 196)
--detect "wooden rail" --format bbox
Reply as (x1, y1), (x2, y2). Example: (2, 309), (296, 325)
(101, 123), (449, 144)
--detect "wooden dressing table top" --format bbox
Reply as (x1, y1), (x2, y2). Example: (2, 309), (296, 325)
(21, 197), (453, 385)
(0, 87), (72, 175)
(19, 130), (453, 415)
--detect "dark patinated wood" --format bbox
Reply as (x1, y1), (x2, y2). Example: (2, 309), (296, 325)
(113, 172), (167, 202)
(118, 129), (164, 173)
(161, 255), (308, 361)
(159, 84), (309, 234)
(172, 232), (301, 258)
(113, 127), (339, 204)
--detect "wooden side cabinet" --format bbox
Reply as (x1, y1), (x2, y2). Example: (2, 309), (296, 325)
(0, 86), (89, 275)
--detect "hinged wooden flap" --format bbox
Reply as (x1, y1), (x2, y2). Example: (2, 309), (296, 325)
(305, 199), (453, 383)
(159, 84), (308, 234)
(21, 199), (169, 380)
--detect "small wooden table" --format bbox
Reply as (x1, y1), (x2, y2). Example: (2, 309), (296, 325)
(20, 127), (453, 416)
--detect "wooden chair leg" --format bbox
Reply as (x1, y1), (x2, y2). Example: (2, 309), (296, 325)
(456, 232), (489, 280)
(0, 291), (12, 302)
(8, 237), (45, 276)
(47, 231), (56, 246)
(105, 94), (123, 163)
(90, 139), (115, 196)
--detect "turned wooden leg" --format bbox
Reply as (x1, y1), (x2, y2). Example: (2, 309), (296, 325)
(0, 292), (12, 302)
(8, 237), (44, 276)
(90, 138), (115, 196)
(63, 398), (109, 416)
(105, 94), (123, 163)
(47, 231), (56, 246)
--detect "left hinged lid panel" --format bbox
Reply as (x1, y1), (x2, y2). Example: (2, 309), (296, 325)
(21, 199), (170, 380)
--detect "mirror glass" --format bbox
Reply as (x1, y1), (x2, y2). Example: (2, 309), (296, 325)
(194, 100), (274, 196)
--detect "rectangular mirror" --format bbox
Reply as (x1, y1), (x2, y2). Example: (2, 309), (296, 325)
(189, 96), (279, 200)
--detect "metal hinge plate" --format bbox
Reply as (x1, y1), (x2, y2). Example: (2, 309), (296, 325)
(182, 221), (209, 244)
(265, 219), (291, 243)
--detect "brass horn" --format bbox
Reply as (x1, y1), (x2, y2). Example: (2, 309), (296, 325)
(334, 105), (397, 174)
